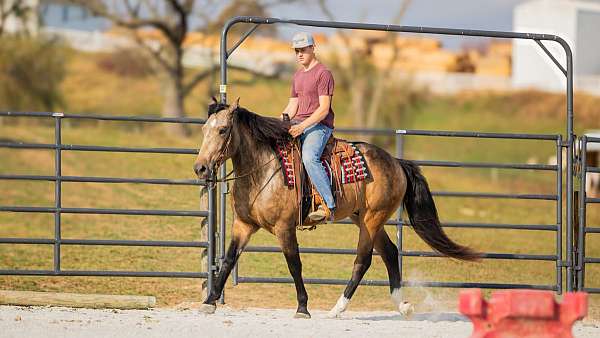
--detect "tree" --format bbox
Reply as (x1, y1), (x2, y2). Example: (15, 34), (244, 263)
(0, 1), (66, 112)
(0, 36), (67, 112)
(0, 0), (35, 36)
(317, 0), (414, 133)
(68, 0), (291, 136)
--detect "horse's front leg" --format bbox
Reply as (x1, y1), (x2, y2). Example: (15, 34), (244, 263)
(328, 212), (378, 318)
(276, 226), (310, 318)
(200, 218), (257, 314)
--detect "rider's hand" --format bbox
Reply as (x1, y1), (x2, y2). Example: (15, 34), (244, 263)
(289, 124), (305, 138)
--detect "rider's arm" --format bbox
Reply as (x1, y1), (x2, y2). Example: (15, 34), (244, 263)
(296, 95), (331, 129)
(281, 97), (299, 119)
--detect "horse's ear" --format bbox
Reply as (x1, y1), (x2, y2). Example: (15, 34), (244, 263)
(211, 96), (218, 104)
(227, 97), (240, 121)
(230, 97), (240, 111)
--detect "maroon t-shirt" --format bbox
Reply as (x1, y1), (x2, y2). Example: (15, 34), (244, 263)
(290, 62), (335, 128)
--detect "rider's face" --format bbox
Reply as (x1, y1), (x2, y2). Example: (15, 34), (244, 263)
(295, 46), (315, 67)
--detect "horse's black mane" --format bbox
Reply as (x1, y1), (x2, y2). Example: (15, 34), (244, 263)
(208, 101), (292, 147)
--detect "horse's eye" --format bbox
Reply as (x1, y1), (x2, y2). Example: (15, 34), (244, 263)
(219, 128), (228, 136)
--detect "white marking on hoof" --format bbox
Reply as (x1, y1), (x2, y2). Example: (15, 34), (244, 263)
(293, 312), (311, 319)
(327, 295), (349, 318)
(198, 303), (216, 314)
(398, 301), (415, 317)
(391, 288), (414, 317)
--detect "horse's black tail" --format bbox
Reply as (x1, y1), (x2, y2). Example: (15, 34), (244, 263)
(397, 159), (480, 261)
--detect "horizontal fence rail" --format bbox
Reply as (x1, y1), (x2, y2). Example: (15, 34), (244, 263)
(0, 112), (215, 287)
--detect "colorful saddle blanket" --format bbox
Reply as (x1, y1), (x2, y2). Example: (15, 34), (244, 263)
(274, 136), (370, 190)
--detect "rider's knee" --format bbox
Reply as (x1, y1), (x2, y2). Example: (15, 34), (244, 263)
(302, 152), (320, 166)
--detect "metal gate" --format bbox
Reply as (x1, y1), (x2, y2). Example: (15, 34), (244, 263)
(218, 16), (577, 294)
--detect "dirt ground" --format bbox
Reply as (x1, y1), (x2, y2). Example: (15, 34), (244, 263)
(1, 305), (599, 338)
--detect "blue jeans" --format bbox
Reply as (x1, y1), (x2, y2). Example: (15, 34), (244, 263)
(300, 124), (335, 209)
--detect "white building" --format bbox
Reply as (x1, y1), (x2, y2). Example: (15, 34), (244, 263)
(513, 0), (600, 95)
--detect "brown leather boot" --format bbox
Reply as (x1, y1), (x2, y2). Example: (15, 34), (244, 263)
(307, 205), (328, 222)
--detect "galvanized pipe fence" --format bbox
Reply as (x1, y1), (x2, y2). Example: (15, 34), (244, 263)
(0, 110), (595, 297)
(0, 111), (216, 290)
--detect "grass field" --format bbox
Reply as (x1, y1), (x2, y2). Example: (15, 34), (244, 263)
(2, 51), (600, 317)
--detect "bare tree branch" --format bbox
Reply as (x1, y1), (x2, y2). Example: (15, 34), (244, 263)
(140, 0), (161, 18)
(366, 0), (412, 128)
(124, 0), (141, 17)
(69, 0), (179, 46)
(317, 0), (412, 130)
(132, 31), (174, 75)
(183, 63), (277, 97)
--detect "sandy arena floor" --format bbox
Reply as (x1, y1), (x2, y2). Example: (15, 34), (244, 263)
(1, 305), (599, 338)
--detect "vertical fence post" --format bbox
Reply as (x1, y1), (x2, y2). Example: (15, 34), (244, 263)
(556, 135), (563, 294)
(395, 133), (404, 285)
(207, 173), (217, 293)
(52, 113), (63, 274)
(219, 164), (227, 304)
(577, 136), (587, 291)
(566, 141), (574, 292)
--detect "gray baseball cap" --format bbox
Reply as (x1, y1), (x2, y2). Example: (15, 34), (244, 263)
(291, 32), (315, 48)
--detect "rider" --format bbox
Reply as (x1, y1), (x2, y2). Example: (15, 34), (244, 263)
(281, 32), (336, 222)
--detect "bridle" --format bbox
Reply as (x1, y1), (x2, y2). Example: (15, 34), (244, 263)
(204, 111), (279, 187)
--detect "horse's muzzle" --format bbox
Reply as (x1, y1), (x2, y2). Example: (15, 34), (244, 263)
(194, 162), (209, 178)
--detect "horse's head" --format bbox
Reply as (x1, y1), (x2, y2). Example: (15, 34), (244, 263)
(193, 97), (241, 179)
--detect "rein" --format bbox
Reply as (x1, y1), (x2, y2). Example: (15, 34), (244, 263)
(209, 156), (279, 185)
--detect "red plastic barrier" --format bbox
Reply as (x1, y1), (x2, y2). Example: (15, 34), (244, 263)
(459, 289), (588, 338)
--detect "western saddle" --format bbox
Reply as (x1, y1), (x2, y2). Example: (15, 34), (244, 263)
(274, 136), (370, 230)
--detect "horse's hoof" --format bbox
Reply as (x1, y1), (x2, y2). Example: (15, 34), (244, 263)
(398, 301), (414, 317)
(327, 295), (349, 318)
(327, 309), (344, 319)
(198, 303), (216, 314)
(294, 312), (311, 319)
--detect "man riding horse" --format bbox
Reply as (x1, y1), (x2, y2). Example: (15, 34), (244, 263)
(193, 33), (478, 319)
(281, 32), (336, 222)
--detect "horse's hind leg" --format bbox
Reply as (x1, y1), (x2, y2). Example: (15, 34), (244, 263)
(200, 218), (257, 314)
(373, 229), (414, 316)
(275, 227), (310, 319)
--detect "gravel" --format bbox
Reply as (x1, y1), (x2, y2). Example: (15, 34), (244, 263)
(1, 305), (599, 338)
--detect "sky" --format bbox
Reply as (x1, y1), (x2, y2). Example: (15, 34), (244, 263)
(267, 0), (529, 49)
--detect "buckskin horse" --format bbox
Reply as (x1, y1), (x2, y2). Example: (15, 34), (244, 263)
(193, 98), (478, 318)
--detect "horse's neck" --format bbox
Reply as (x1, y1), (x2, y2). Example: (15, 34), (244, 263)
(231, 135), (277, 184)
